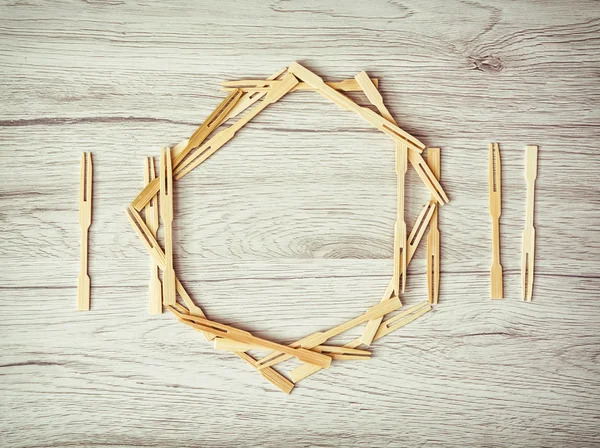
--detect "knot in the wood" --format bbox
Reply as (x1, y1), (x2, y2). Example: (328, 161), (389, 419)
(469, 55), (504, 73)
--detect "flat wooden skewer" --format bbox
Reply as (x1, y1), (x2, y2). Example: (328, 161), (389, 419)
(426, 148), (441, 304)
(221, 77), (378, 93)
(77, 152), (92, 311)
(160, 147), (176, 306)
(131, 90), (243, 212)
(254, 296), (402, 370)
(287, 62), (425, 154)
(144, 157), (162, 314)
(522, 145), (538, 301)
(360, 201), (437, 345)
(354, 71), (407, 296)
(213, 338), (371, 360)
(290, 301), (432, 383)
(168, 306), (332, 369)
(489, 143), (503, 299)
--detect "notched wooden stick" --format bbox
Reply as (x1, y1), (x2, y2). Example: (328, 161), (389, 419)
(221, 77), (378, 93)
(77, 152), (92, 311)
(288, 62), (425, 154)
(426, 148), (441, 304)
(160, 147), (176, 306)
(522, 145), (538, 301)
(213, 338), (371, 360)
(354, 71), (408, 296)
(489, 143), (503, 300)
(144, 157), (162, 314)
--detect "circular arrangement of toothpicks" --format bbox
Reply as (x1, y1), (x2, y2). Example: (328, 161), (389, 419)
(126, 62), (449, 394)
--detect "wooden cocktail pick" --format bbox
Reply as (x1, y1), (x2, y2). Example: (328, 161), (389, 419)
(77, 152), (92, 311)
(160, 147), (176, 306)
(221, 77), (378, 93)
(489, 143), (503, 299)
(354, 71), (408, 296)
(144, 157), (162, 314)
(426, 148), (441, 304)
(522, 145), (538, 301)
(288, 62), (425, 154)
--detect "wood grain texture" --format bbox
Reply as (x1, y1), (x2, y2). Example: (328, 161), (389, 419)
(1, 0), (600, 447)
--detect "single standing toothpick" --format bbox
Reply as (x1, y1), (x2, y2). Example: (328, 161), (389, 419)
(144, 157), (162, 314)
(522, 145), (538, 301)
(77, 152), (92, 311)
(160, 147), (176, 306)
(489, 143), (503, 299)
(353, 71), (407, 295)
(426, 148), (441, 304)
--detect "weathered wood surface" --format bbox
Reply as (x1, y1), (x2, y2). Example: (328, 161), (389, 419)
(1, 0), (599, 446)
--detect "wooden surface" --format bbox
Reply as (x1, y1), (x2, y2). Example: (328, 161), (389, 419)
(1, 1), (600, 446)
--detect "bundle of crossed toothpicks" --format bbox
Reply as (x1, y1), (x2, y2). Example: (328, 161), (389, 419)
(120, 62), (452, 394)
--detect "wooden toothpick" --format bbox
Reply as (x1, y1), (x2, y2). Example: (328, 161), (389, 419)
(77, 152), (92, 311)
(522, 145), (538, 301)
(160, 147), (176, 306)
(426, 148), (441, 304)
(144, 157), (162, 314)
(489, 143), (503, 299)
(288, 62), (425, 154)
(354, 71), (408, 296)
(221, 77), (378, 93)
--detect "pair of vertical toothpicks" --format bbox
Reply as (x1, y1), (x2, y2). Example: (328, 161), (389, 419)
(489, 143), (538, 301)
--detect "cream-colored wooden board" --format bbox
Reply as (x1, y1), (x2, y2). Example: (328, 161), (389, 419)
(1, 0), (600, 445)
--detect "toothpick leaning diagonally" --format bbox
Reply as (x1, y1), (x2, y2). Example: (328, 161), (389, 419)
(522, 145), (538, 301)
(489, 143), (503, 299)
(426, 148), (441, 304)
(144, 157), (162, 314)
(288, 62), (426, 154)
(77, 152), (92, 311)
(160, 147), (176, 306)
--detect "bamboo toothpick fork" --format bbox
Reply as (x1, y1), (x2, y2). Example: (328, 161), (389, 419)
(489, 143), (503, 299)
(354, 71), (408, 296)
(77, 152), (92, 311)
(144, 157), (162, 314)
(426, 148), (441, 304)
(160, 147), (176, 306)
(288, 63), (425, 154)
(522, 145), (538, 301)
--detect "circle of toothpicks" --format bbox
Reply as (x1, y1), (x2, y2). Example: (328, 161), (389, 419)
(126, 62), (448, 394)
